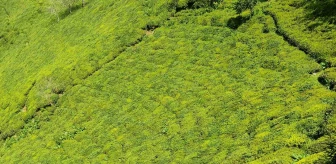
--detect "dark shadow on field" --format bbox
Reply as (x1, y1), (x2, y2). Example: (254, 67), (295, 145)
(171, 0), (219, 13)
(59, 3), (90, 20)
(227, 15), (250, 29)
(175, 1), (196, 12)
(304, 0), (336, 24)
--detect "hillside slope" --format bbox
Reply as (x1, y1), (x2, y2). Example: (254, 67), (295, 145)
(1, 0), (336, 163)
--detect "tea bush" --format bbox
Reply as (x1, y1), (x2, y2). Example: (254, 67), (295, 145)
(0, 0), (336, 163)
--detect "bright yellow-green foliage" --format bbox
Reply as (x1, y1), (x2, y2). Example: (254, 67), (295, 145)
(0, 0), (336, 163)
(266, 0), (336, 64)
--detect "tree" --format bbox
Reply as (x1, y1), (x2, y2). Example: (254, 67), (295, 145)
(187, 0), (223, 8)
(234, 0), (257, 14)
(48, 0), (83, 21)
(61, 0), (77, 13)
(48, 0), (62, 22)
(168, 0), (222, 10)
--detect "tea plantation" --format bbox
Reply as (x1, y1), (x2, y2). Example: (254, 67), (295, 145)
(1, 0), (336, 163)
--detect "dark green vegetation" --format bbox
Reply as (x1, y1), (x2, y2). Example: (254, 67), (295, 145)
(1, 0), (336, 163)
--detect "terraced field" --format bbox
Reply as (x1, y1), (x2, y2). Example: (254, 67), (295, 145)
(1, 0), (336, 163)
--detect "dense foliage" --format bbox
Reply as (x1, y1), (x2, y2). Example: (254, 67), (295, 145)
(1, 0), (336, 163)
(233, 0), (257, 14)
